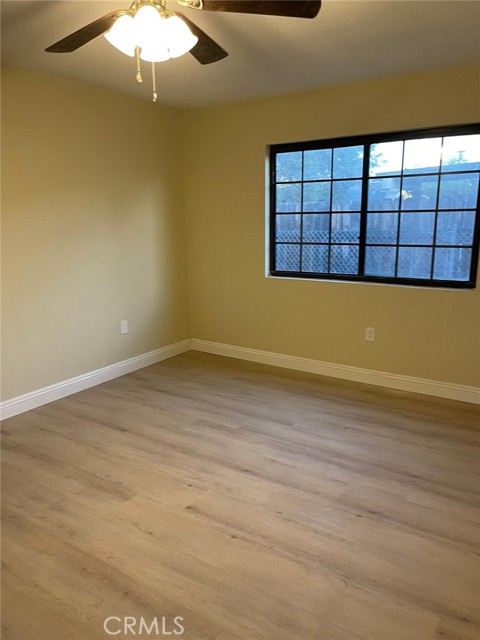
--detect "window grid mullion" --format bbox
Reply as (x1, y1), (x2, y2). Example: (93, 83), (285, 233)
(299, 152), (305, 272)
(393, 141), (406, 277)
(327, 151), (334, 273)
(358, 144), (370, 276)
(430, 139), (444, 279)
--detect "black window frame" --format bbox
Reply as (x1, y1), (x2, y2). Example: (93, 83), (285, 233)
(269, 123), (480, 288)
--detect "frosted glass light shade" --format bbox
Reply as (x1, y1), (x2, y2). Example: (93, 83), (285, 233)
(139, 37), (170, 63)
(135, 4), (163, 45)
(104, 14), (137, 57)
(105, 5), (198, 62)
(136, 5), (174, 62)
(163, 16), (198, 58)
(137, 8), (170, 62)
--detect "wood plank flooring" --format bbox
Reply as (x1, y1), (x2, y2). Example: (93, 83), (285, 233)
(1, 351), (479, 640)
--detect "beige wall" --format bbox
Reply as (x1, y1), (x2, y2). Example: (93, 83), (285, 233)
(2, 65), (479, 401)
(1, 67), (189, 400)
(182, 65), (480, 387)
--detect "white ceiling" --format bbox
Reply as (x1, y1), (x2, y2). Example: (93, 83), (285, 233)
(1, 0), (479, 108)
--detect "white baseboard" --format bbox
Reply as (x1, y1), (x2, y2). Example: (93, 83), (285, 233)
(190, 339), (480, 405)
(0, 340), (191, 420)
(2, 338), (478, 419)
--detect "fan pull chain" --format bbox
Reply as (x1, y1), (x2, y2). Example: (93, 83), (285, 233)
(135, 46), (143, 83)
(152, 62), (157, 103)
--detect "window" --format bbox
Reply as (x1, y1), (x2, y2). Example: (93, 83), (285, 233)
(269, 124), (480, 288)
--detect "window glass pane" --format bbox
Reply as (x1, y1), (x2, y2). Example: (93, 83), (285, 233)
(401, 175), (438, 210)
(433, 248), (472, 281)
(366, 212), (398, 244)
(331, 213), (360, 244)
(332, 179), (362, 211)
(271, 128), (480, 286)
(275, 244), (300, 271)
(441, 135), (480, 172)
(303, 182), (331, 212)
(436, 211), (475, 246)
(403, 137), (442, 174)
(370, 141), (404, 176)
(365, 246), (397, 277)
(399, 212), (435, 245)
(303, 214), (330, 242)
(333, 146), (364, 179)
(276, 152), (302, 182)
(275, 215), (301, 242)
(397, 247), (432, 279)
(330, 245), (359, 274)
(368, 178), (401, 211)
(276, 183), (301, 212)
(438, 173), (479, 209)
(304, 149), (332, 181)
(302, 245), (329, 272)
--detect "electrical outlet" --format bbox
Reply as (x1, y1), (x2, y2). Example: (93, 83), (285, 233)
(365, 327), (375, 342)
(120, 320), (128, 335)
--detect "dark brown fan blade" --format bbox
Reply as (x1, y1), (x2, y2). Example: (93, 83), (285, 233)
(45, 10), (127, 53)
(175, 13), (228, 65)
(199, 0), (321, 18)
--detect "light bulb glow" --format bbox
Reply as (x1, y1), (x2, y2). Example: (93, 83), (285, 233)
(104, 14), (137, 57)
(105, 5), (198, 63)
(135, 5), (163, 46)
(139, 36), (170, 63)
(164, 16), (198, 58)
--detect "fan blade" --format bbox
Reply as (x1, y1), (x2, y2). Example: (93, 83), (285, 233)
(175, 14), (228, 64)
(45, 10), (127, 53)
(198, 1), (321, 18)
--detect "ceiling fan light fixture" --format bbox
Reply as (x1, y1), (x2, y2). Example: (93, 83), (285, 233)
(105, 4), (198, 63)
(104, 14), (136, 57)
(163, 15), (199, 58)
(134, 4), (163, 44)
(135, 4), (170, 62)
(139, 39), (171, 63)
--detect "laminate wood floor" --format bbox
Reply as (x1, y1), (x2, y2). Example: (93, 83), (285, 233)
(1, 351), (479, 640)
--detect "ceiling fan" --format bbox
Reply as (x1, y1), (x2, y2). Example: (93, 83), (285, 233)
(45, 1), (321, 100)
